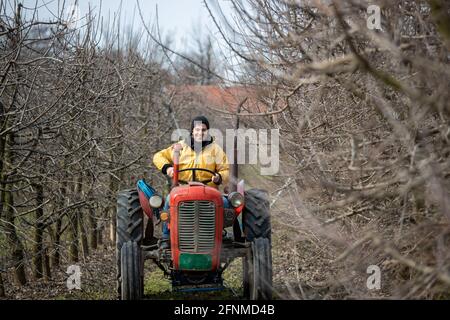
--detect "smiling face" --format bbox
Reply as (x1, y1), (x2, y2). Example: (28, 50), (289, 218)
(192, 123), (208, 142)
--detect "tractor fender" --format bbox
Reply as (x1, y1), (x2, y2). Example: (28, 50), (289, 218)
(136, 179), (161, 219)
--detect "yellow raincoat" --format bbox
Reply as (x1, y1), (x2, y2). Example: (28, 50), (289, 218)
(153, 139), (229, 188)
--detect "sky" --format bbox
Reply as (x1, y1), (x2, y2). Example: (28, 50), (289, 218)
(8, 0), (234, 50)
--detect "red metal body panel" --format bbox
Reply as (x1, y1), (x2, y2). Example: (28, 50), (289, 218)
(138, 189), (153, 219)
(170, 183), (223, 270)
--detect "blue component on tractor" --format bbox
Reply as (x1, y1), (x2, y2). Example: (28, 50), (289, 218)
(137, 179), (156, 198)
(137, 179), (161, 218)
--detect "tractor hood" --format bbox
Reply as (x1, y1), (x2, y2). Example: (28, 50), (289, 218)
(169, 183), (224, 272)
(170, 183), (223, 208)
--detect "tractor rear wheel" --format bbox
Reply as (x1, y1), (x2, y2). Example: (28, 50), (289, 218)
(120, 241), (144, 300)
(243, 237), (272, 300)
(116, 189), (144, 299)
(242, 189), (271, 241)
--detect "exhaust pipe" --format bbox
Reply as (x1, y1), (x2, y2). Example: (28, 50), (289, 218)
(172, 143), (182, 187)
(229, 98), (247, 193)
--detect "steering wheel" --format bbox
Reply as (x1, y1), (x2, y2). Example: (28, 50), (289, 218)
(177, 168), (222, 185)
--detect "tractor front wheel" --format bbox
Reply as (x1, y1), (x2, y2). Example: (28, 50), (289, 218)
(242, 189), (272, 300)
(116, 189), (144, 299)
(243, 237), (272, 300)
(120, 241), (144, 300)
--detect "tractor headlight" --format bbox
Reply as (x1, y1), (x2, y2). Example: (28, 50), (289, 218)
(149, 195), (163, 208)
(228, 192), (244, 208)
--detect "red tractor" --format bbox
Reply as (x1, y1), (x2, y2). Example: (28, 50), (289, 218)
(116, 144), (272, 300)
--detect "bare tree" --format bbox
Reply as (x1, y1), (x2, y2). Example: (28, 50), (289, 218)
(175, 25), (223, 85)
(0, 0), (182, 297)
(206, 0), (450, 298)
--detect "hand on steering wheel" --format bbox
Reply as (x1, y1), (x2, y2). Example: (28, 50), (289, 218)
(177, 168), (222, 185)
(166, 167), (174, 178)
(211, 173), (221, 184)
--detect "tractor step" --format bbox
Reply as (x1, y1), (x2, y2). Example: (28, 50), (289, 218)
(171, 270), (223, 289)
(172, 283), (225, 293)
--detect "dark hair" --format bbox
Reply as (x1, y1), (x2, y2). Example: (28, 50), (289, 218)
(191, 116), (210, 132)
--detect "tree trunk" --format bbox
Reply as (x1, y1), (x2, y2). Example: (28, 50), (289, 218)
(88, 206), (97, 250)
(0, 101), (4, 220)
(0, 103), (5, 297)
(52, 219), (62, 268)
(0, 273), (5, 298)
(108, 176), (118, 245)
(79, 210), (89, 258)
(68, 209), (79, 263)
(0, 127), (6, 304)
(97, 213), (104, 247)
(1, 133), (27, 286)
(108, 168), (125, 245)
(43, 245), (51, 281)
(32, 182), (44, 279)
(51, 186), (65, 268)
(69, 175), (84, 262)
(3, 185), (27, 285)
(108, 110), (123, 246)
(109, 206), (117, 245)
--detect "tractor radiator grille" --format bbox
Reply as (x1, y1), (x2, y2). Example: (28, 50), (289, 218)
(178, 201), (216, 253)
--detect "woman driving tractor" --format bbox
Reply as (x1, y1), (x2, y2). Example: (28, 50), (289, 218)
(152, 115), (230, 248)
(153, 115), (229, 188)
